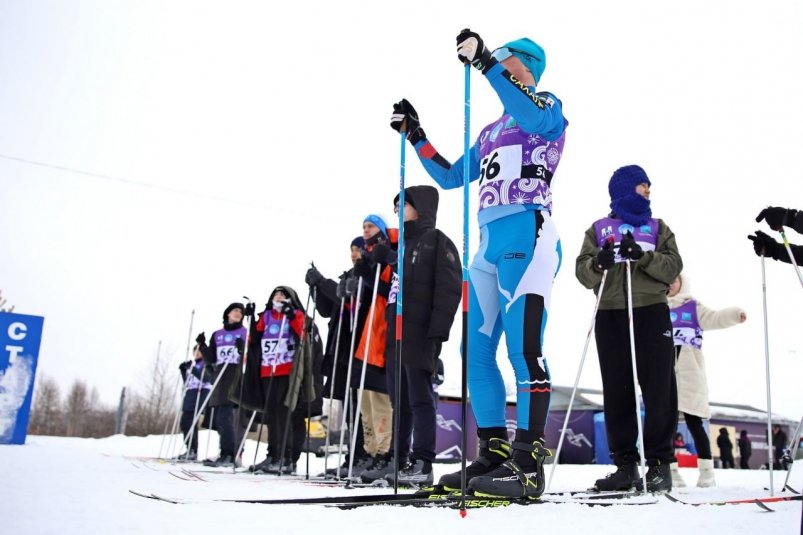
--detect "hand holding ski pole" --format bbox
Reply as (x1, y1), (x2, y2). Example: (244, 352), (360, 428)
(390, 99), (426, 144)
(755, 206), (798, 231)
(619, 231), (644, 260)
(595, 237), (615, 271)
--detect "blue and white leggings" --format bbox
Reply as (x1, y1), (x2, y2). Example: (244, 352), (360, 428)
(468, 209), (561, 440)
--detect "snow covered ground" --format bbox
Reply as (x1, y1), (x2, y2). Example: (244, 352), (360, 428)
(1, 433), (801, 535)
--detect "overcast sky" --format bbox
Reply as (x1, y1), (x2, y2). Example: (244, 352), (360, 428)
(1, 0), (801, 420)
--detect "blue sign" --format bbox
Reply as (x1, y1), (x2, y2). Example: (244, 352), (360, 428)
(0, 312), (45, 445)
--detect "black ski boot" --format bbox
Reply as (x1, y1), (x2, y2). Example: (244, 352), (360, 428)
(438, 429), (511, 490)
(360, 453), (395, 483)
(385, 458), (433, 487)
(634, 462), (672, 493)
(203, 454), (236, 468)
(592, 462), (639, 491)
(468, 438), (551, 498)
(249, 455), (273, 473)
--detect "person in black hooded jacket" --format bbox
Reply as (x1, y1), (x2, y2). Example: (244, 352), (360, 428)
(197, 302), (247, 467)
(373, 185), (462, 485)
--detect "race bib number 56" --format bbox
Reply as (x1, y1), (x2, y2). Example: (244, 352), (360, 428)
(479, 145), (522, 185)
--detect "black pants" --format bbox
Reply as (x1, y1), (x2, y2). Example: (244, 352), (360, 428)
(739, 456), (750, 469)
(682, 413), (712, 459)
(721, 452), (735, 468)
(212, 403), (236, 457)
(261, 375), (292, 462)
(386, 354), (437, 463)
(595, 303), (677, 466)
(180, 411), (199, 453)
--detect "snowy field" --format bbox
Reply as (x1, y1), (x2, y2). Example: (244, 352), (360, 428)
(1, 433), (801, 535)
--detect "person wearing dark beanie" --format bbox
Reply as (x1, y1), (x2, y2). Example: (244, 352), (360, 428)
(576, 164), (683, 493)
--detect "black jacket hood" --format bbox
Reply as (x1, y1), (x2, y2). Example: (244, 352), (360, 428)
(395, 185), (438, 233)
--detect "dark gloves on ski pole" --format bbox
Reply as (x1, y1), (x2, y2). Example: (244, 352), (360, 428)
(179, 360), (192, 372)
(390, 98), (426, 145)
(456, 28), (495, 74)
(595, 239), (615, 271)
(244, 302), (256, 318)
(748, 230), (783, 259)
(370, 243), (397, 266)
(305, 265), (325, 288)
(235, 338), (245, 356)
(280, 301), (296, 319)
(619, 231), (644, 260)
(345, 277), (359, 297)
(353, 256), (375, 279)
(755, 206), (799, 231)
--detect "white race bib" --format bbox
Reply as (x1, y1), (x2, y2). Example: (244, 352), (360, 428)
(479, 145), (522, 185)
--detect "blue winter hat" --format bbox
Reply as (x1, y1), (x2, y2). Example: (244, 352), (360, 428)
(363, 214), (388, 238)
(501, 37), (546, 84)
(608, 165), (651, 202)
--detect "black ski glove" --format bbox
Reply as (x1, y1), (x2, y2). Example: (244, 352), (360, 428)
(244, 302), (256, 318)
(305, 265), (324, 287)
(748, 230), (783, 259)
(595, 239), (616, 272)
(619, 231), (644, 260)
(353, 256), (375, 279)
(390, 98), (426, 145)
(280, 301), (296, 319)
(179, 360), (192, 372)
(456, 28), (495, 74)
(370, 243), (396, 266)
(345, 276), (359, 297)
(235, 338), (245, 356)
(756, 206), (799, 231)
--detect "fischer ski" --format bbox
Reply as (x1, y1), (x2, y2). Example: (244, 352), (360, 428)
(664, 493), (803, 512)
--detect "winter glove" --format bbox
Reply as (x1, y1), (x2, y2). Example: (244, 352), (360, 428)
(353, 256), (375, 279)
(280, 301), (296, 319)
(456, 29), (495, 73)
(305, 265), (324, 287)
(370, 243), (396, 266)
(244, 302), (256, 318)
(195, 332), (206, 346)
(755, 206), (798, 231)
(619, 231), (644, 260)
(336, 275), (348, 300)
(390, 98), (426, 145)
(179, 360), (192, 372)
(235, 338), (245, 356)
(432, 357), (445, 386)
(595, 238), (615, 271)
(748, 230), (783, 259)
(345, 276), (359, 297)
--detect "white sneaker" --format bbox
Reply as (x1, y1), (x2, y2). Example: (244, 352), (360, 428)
(670, 462), (686, 488)
(696, 458), (716, 488)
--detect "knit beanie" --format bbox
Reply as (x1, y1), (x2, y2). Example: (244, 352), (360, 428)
(363, 214), (389, 239)
(502, 37), (546, 84)
(608, 165), (652, 226)
(350, 236), (365, 250)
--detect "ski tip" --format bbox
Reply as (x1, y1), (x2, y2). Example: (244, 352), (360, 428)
(754, 499), (775, 513)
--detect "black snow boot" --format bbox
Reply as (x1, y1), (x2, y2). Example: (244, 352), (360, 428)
(438, 428), (511, 490)
(634, 462), (672, 493)
(468, 438), (551, 498)
(249, 455), (272, 473)
(592, 462), (639, 491)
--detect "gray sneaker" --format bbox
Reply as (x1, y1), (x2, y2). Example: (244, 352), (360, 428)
(385, 458), (433, 487)
(360, 454), (394, 483)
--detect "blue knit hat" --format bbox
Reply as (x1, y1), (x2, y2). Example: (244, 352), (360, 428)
(363, 214), (388, 238)
(502, 37), (546, 84)
(608, 165), (651, 202)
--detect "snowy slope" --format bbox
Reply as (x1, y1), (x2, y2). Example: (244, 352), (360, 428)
(1, 434), (801, 535)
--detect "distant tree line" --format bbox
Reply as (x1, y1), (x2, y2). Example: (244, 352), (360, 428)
(28, 346), (178, 438)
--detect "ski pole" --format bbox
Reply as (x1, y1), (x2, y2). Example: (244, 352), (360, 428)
(459, 61), (471, 516)
(624, 259), (648, 493)
(161, 311), (195, 459)
(782, 415), (803, 491)
(306, 286), (319, 479)
(323, 297), (346, 477)
(779, 230), (803, 289)
(392, 127), (407, 493)
(233, 304), (253, 472)
(760, 254), (774, 495)
(336, 280), (364, 479)
(547, 269), (609, 491)
(348, 264), (382, 481)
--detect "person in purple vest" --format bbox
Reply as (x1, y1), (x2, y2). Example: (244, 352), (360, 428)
(176, 344), (212, 461)
(576, 164), (683, 493)
(666, 272), (746, 487)
(196, 302), (247, 467)
(389, 29), (567, 499)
